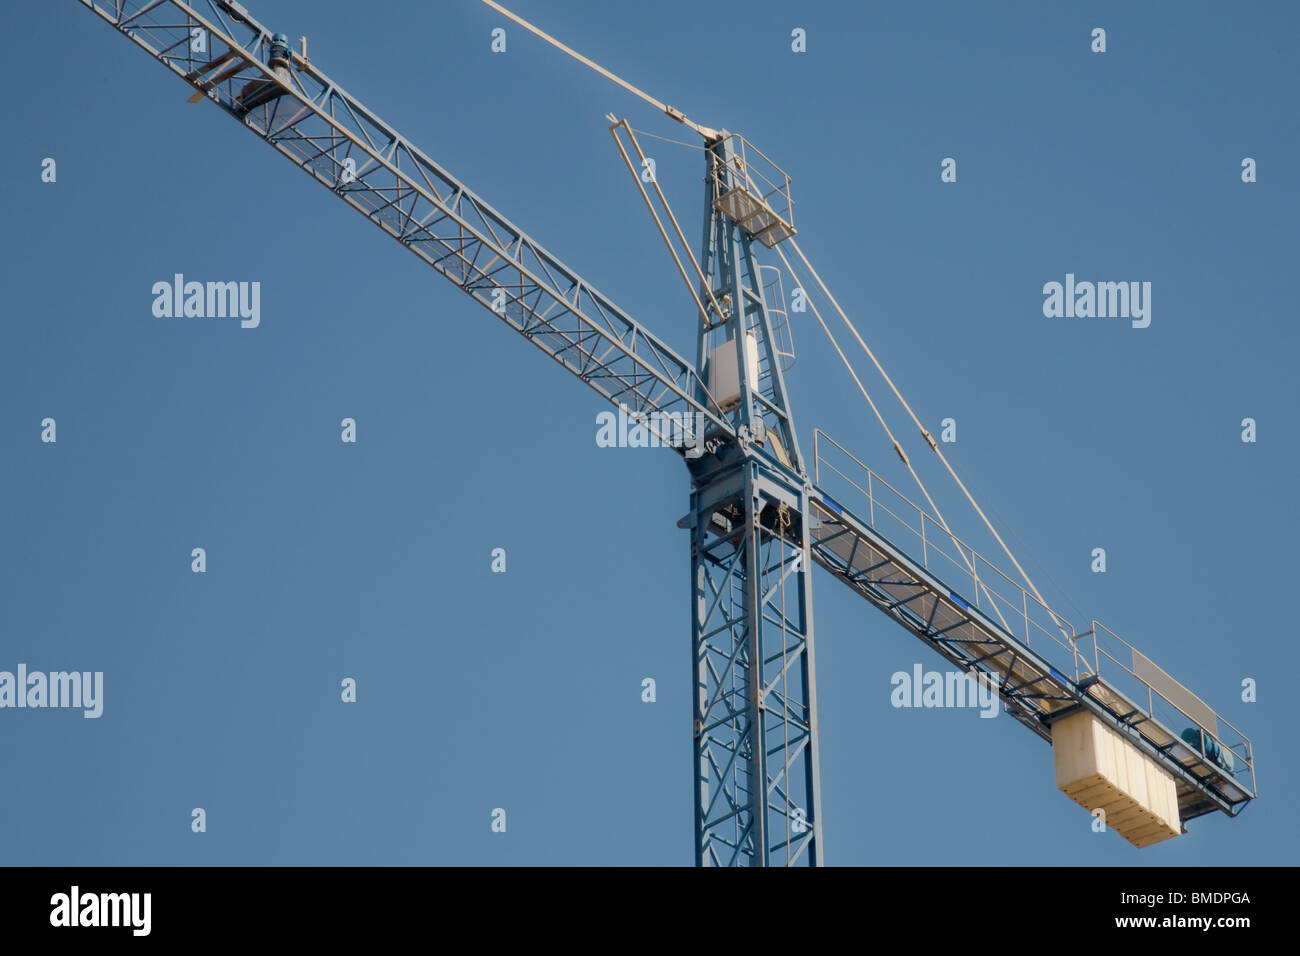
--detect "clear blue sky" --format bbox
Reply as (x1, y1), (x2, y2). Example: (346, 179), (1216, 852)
(1, 0), (1295, 865)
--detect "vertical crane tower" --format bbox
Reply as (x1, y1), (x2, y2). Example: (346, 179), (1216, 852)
(687, 131), (822, 865)
(72, 0), (1256, 865)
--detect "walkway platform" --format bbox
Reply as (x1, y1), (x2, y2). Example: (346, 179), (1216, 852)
(807, 430), (1255, 828)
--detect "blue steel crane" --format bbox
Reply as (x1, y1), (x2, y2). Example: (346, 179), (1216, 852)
(73, 0), (1256, 865)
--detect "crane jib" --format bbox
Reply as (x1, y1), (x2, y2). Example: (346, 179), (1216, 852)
(77, 0), (731, 447)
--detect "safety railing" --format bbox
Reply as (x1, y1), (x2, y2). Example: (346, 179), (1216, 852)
(1075, 622), (1256, 798)
(812, 429), (1084, 671)
(759, 265), (796, 372)
(811, 428), (1256, 803)
(710, 133), (796, 247)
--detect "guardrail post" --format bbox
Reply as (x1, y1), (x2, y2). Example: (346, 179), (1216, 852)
(970, 548), (979, 607)
(1022, 589), (1029, 645)
(866, 469), (874, 527)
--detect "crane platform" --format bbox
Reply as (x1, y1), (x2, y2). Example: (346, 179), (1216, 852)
(806, 430), (1255, 831)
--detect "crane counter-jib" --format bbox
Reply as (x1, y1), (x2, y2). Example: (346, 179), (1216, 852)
(807, 452), (1255, 835)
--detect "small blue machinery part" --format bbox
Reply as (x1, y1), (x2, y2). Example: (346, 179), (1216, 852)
(269, 32), (291, 68)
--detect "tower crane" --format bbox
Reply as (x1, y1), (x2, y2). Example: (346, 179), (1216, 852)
(73, 0), (1257, 865)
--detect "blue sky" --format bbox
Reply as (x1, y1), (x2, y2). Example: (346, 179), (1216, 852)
(1, 0), (1295, 865)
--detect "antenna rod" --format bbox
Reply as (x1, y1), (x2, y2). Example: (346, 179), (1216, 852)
(477, 0), (718, 139)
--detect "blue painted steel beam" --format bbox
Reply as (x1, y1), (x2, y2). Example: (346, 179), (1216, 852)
(77, 0), (732, 445)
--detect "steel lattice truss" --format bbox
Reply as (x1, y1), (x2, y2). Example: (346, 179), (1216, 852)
(697, 140), (803, 474)
(807, 495), (1241, 822)
(80, 0), (731, 443)
(690, 469), (821, 866)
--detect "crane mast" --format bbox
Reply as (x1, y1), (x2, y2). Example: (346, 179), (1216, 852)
(686, 134), (821, 864)
(75, 0), (1256, 865)
(77, 0), (822, 864)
